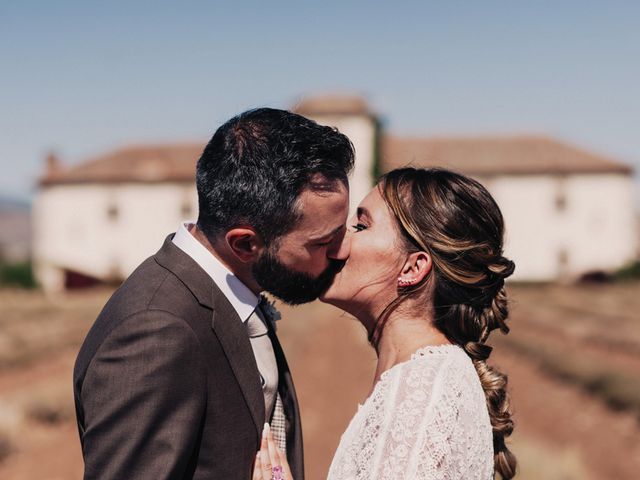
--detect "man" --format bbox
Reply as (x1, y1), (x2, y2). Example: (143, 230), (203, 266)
(73, 108), (354, 479)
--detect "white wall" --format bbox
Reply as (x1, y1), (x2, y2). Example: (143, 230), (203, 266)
(33, 183), (197, 292)
(304, 114), (377, 214)
(32, 167), (636, 291)
(487, 173), (636, 281)
(31, 111), (379, 293)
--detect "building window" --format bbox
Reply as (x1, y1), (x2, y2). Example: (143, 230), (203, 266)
(555, 176), (567, 212)
(181, 188), (197, 219)
(107, 204), (119, 222)
(181, 201), (193, 219)
(557, 248), (569, 277)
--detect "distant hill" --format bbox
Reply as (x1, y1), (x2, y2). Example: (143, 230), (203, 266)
(0, 195), (31, 262)
(0, 194), (30, 212)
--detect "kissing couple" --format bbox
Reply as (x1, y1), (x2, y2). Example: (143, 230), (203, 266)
(73, 108), (516, 479)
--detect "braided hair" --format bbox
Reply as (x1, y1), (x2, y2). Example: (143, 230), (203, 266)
(376, 167), (517, 479)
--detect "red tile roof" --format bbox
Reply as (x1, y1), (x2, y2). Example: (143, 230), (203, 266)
(294, 94), (372, 117)
(39, 134), (632, 187)
(381, 135), (632, 176)
(40, 143), (204, 185)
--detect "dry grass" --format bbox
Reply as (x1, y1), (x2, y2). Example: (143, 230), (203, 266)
(0, 288), (111, 370)
(511, 434), (591, 480)
(0, 282), (639, 478)
(24, 390), (75, 426)
(0, 289), (107, 468)
(503, 336), (640, 417)
(497, 281), (640, 420)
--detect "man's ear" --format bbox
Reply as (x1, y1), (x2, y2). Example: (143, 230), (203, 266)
(397, 251), (432, 287)
(225, 227), (264, 263)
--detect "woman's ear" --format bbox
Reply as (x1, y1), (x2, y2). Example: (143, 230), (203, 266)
(397, 251), (432, 287)
(225, 227), (264, 263)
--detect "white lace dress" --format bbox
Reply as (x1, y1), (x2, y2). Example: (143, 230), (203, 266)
(327, 344), (494, 480)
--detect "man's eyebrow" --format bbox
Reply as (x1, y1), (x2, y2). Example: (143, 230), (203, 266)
(309, 224), (345, 242)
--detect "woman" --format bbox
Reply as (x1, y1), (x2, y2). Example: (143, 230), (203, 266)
(255, 167), (517, 480)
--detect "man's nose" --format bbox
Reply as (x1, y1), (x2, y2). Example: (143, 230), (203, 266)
(328, 228), (350, 261)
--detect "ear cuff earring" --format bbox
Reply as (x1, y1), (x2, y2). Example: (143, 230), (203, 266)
(398, 277), (416, 287)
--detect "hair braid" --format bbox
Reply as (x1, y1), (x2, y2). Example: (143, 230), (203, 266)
(380, 167), (518, 479)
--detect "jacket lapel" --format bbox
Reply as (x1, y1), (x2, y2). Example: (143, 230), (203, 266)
(210, 287), (265, 435)
(154, 234), (214, 309)
(154, 234), (265, 436)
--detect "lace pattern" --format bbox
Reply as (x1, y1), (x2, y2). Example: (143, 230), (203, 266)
(327, 345), (494, 480)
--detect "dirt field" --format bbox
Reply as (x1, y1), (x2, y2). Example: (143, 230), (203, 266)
(0, 282), (639, 479)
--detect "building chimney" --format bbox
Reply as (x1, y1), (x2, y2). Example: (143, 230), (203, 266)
(45, 151), (62, 175)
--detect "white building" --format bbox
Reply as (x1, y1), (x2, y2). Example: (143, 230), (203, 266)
(34, 148), (200, 292)
(381, 135), (636, 282)
(294, 96), (380, 214)
(33, 95), (637, 292)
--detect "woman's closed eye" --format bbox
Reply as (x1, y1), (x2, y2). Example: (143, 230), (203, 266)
(352, 223), (367, 232)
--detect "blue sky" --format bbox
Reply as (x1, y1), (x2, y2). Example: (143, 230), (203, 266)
(1, 1), (639, 204)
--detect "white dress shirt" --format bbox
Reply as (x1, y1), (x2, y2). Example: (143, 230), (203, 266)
(172, 222), (259, 323)
(172, 222), (287, 451)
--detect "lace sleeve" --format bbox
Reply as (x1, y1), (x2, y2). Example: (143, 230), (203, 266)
(328, 346), (494, 480)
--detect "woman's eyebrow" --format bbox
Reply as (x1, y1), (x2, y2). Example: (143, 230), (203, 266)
(357, 207), (372, 222)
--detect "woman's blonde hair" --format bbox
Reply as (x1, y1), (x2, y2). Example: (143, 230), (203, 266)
(378, 167), (517, 479)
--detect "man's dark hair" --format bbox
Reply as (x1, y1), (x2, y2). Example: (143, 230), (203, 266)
(196, 108), (354, 244)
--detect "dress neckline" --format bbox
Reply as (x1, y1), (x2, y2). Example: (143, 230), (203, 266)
(379, 343), (461, 382)
(357, 343), (462, 410)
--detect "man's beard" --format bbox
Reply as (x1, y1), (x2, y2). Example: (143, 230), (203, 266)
(252, 249), (344, 305)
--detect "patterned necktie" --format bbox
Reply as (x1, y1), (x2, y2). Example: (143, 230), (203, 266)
(246, 302), (287, 452)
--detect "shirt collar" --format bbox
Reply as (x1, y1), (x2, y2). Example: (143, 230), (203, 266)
(172, 222), (259, 323)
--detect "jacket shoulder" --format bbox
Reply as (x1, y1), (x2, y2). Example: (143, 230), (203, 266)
(73, 255), (207, 387)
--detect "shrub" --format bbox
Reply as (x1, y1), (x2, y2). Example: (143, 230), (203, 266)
(0, 261), (36, 288)
(614, 260), (640, 281)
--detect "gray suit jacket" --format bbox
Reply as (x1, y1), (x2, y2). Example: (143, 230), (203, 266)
(73, 235), (304, 479)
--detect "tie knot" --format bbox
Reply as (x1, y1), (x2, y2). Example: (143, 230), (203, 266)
(246, 308), (269, 338)
(259, 295), (282, 324)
